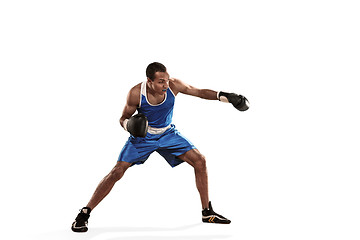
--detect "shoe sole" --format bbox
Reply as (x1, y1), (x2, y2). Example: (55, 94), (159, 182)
(202, 216), (231, 224)
(71, 227), (88, 232)
(71, 222), (88, 232)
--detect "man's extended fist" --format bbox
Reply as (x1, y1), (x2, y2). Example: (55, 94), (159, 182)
(218, 91), (249, 111)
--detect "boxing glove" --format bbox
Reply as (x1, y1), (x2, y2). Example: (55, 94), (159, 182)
(124, 113), (148, 137)
(218, 91), (249, 111)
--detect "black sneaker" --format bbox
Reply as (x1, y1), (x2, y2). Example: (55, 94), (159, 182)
(71, 207), (91, 232)
(202, 201), (231, 224)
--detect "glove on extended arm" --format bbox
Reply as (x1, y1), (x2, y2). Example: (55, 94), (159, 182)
(218, 91), (249, 111)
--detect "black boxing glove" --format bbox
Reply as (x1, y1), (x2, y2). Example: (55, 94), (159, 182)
(218, 91), (249, 111)
(124, 113), (148, 137)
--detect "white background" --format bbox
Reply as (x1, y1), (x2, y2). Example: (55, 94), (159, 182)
(1, 1), (359, 240)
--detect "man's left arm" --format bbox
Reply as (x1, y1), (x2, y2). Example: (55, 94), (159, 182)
(170, 78), (218, 100)
(170, 78), (249, 111)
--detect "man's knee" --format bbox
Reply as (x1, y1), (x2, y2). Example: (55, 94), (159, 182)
(109, 161), (131, 181)
(193, 154), (207, 171)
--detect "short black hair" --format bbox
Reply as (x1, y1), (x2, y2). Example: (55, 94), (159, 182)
(146, 62), (167, 81)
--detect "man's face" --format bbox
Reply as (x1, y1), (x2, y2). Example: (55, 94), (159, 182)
(147, 71), (170, 95)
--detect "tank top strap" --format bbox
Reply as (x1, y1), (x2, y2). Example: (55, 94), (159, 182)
(139, 81), (147, 108)
(140, 81), (146, 95)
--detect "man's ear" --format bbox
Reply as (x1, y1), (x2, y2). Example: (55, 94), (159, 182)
(147, 77), (152, 83)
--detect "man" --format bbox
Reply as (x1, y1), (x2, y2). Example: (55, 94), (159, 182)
(71, 62), (249, 232)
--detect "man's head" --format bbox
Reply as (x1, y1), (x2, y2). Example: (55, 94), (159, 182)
(146, 62), (167, 81)
(146, 62), (170, 95)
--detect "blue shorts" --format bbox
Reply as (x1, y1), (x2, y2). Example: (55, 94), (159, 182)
(118, 124), (196, 167)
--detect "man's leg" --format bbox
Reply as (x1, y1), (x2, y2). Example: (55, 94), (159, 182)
(72, 161), (132, 232)
(87, 161), (132, 210)
(177, 149), (209, 209)
(177, 149), (231, 224)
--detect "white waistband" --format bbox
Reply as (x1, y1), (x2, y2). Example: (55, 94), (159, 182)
(148, 124), (171, 135)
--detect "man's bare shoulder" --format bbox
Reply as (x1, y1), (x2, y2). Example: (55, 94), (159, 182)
(169, 78), (189, 95)
(130, 83), (141, 94)
(169, 77), (181, 85)
(169, 78), (184, 95)
(127, 82), (142, 106)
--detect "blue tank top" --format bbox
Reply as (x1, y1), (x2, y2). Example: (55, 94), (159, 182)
(137, 81), (175, 128)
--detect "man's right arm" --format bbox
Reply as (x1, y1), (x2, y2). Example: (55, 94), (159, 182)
(119, 84), (140, 130)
